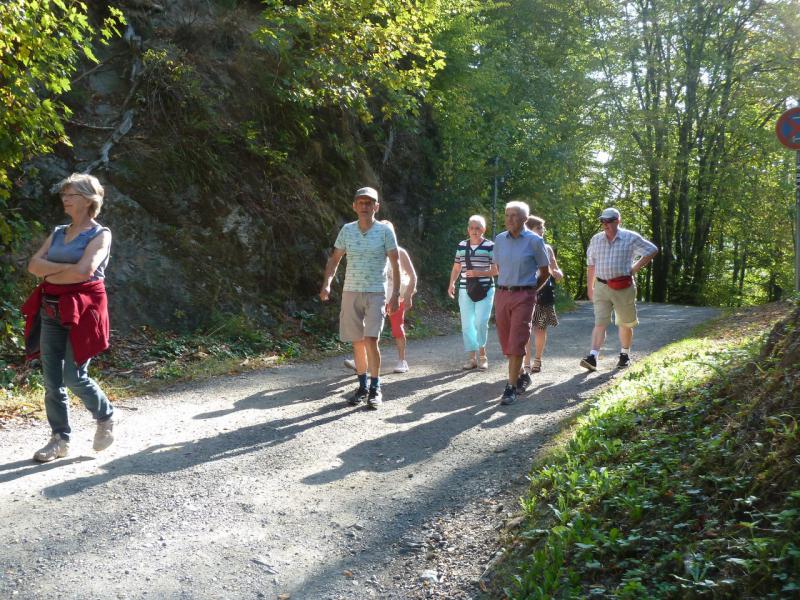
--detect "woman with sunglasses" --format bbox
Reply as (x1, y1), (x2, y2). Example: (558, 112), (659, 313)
(23, 173), (115, 462)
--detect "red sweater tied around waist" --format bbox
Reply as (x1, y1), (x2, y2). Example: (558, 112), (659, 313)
(22, 279), (110, 366)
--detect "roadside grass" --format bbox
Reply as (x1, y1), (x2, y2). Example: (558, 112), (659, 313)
(0, 296), (458, 423)
(496, 302), (799, 599)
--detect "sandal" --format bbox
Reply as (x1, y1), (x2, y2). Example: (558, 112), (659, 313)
(531, 358), (542, 373)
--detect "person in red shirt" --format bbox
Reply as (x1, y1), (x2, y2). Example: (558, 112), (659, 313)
(24, 173), (115, 462)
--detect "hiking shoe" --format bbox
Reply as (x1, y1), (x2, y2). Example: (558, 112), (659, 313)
(349, 386), (369, 406)
(500, 384), (517, 405)
(616, 353), (631, 368)
(477, 356), (489, 370)
(580, 354), (597, 372)
(367, 387), (383, 409)
(462, 357), (477, 370)
(516, 371), (532, 393)
(531, 358), (542, 373)
(93, 417), (115, 452)
(34, 434), (70, 463)
(343, 358), (356, 371)
(393, 360), (409, 373)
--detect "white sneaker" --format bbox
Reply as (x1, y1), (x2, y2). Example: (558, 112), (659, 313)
(33, 434), (69, 462)
(343, 358), (356, 371)
(393, 360), (409, 373)
(93, 417), (115, 452)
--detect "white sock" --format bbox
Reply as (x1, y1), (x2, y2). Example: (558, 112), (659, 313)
(621, 348), (630, 355)
(590, 349), (599, 358)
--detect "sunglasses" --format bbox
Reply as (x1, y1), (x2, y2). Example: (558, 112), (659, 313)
(599, 218), (618, 224)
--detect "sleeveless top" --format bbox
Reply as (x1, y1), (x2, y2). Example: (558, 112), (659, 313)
(47, 224), (110, 280)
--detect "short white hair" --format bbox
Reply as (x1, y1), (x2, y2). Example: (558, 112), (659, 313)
(467, 214), (486, 229)
(505, 200), (529, 218)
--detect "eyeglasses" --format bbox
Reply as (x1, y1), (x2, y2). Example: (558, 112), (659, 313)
(599, 218), (618, 224)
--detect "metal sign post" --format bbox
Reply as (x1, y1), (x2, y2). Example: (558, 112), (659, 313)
(775, 107), (800, 292)
(796, 150), (800, 292)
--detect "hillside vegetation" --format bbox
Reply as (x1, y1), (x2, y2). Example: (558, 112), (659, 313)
(495, 302), (799, 598)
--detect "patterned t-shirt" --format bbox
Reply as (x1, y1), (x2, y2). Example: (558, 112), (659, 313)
(453, 239), (494, 290)
(334, 220), (398, 292)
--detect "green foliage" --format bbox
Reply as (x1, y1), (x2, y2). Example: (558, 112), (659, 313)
(587, 0), (800, 304)
(504, 309), (800, 598)
(0, 0), (123, 355)
(0, 0), (123, 197)
(137, 48), (204, 127)
(256, 0), (476, 123)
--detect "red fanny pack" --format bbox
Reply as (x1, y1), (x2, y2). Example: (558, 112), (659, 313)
(607, 275), (633, 290)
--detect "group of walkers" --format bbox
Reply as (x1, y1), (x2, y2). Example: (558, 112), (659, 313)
(21, 177), (656, 463)
(320, 186), (657, 409)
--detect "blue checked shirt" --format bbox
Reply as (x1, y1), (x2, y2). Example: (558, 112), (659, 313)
(586, 227), (658, 279)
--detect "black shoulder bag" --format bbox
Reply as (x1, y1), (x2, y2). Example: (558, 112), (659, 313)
(464, 241), (490, 302)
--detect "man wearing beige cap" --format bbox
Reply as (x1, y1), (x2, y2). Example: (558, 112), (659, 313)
(320, 187), (400, 409)
(581, 207), (658, 371)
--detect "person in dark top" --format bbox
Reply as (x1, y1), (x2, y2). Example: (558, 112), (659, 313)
(24, 173), (115, 462)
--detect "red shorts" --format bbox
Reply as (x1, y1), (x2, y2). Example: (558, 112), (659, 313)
(494, 288), (537, 356)
(389, 300), (406, 338)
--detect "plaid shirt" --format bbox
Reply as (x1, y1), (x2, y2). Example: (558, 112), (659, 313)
(586, 227), (657, 279)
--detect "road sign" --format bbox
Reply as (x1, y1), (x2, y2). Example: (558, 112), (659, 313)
(776, 107), (800, 150)
(775, 107), (800, 292)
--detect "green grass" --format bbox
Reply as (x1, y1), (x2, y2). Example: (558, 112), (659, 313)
(499, 304), (799, 599)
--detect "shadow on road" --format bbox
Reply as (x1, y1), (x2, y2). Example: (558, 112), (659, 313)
(0, 456), (95, 485)
(193, 374), (354, 419)
(302, 370), (610, 485)
(40, 370), (480, 499)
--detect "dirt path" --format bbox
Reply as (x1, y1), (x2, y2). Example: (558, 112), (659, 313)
(0, 302), (718, 599)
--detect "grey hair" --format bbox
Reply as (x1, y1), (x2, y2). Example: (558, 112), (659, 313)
(468, 214), (486, 229)
(57, 173), (105, 218)
(505, 200), (530, 218)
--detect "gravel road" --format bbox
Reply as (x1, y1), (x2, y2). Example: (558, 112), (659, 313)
(0, 302), (718, 599)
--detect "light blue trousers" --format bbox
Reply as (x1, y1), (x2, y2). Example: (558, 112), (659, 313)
(458, 286), (495, 352)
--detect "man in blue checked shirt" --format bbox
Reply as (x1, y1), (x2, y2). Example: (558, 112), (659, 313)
(581, 207), (658, 372)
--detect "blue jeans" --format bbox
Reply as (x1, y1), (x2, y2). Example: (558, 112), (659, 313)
(458, 286), (495, 352)
(40, 312), (113, 441)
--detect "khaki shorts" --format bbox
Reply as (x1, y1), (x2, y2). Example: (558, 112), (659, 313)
(593, 281), (639, 328)
(339, 291), (386, 342)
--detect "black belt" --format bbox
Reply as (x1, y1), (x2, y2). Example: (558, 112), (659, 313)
(596, 278), (608, 284)
(497, 285), (535, 291)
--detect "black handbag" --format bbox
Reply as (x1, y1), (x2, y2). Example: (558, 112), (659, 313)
(464, 242), (490, 302)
